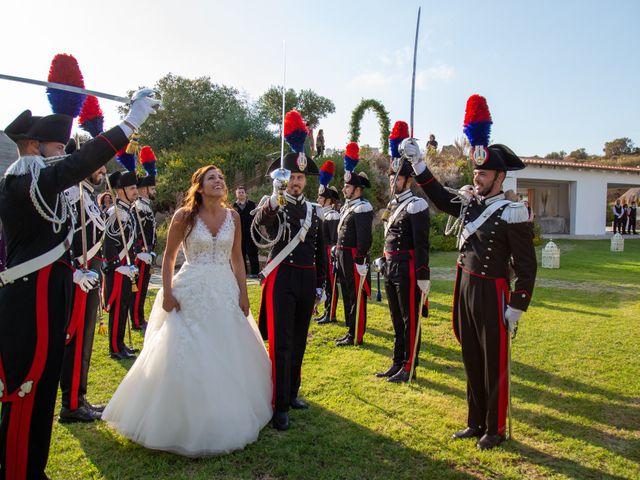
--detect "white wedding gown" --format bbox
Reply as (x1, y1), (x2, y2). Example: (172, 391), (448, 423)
(102, 210), (273, 456)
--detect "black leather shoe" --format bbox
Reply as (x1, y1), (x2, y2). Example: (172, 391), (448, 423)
(477, 433), (504, 450)
(335, 332), (350, 342)
(375, 364), (402, 378)
(452, 427), (484, 440)
(317, 314), (336, 325)
(59, 406), (101, 423)
(272, 411), (290, 431)
(336, 335), (354, 347)
(82, 399), (106, 413)
(124, 346), (139, 355)
(110, 351), (127, 360)
(388, 369), (415, 383)
(290, 397), (309, 409)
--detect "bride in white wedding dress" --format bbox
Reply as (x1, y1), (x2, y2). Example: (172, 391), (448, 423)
(102, 165), (273, 456)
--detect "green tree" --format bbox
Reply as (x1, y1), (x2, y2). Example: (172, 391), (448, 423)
(603, 137), (634, 157)
(545, 151), (566, 160)
(567, 148), (588, 160)
(122, 74), (273, 150)
(258, 86), (335, 129)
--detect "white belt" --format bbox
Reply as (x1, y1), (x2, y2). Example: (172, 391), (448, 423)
(0, 227), (74, 287)
(260, 202), (313, 280)
(74, 235), (104, 265)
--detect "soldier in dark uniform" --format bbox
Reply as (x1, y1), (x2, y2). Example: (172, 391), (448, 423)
(254, 151), (326, 431)
(335, 169), (373, 347)
(233, 185), (259, 278)
(375, 159), (430, 382)
(0, 89), (157, 480)
(59, 162), (108, 423)
(129, 173), (157, 330)
(403, 94), (537, 450)
(103, 171), (143, 360)
(315, 160), (340, 325)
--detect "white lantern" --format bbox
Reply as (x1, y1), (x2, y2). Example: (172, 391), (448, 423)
(610, 233), (625, 252)
(541, 239), (560, 269)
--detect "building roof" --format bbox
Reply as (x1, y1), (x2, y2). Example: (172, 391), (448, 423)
(522, 157), (640, 174)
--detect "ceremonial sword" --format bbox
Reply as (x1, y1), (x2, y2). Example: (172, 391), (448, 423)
(270, 41), (291, 207)
(0, 73), (130, 103)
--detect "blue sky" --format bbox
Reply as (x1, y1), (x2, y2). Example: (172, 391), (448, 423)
(1, 0), (638, 157)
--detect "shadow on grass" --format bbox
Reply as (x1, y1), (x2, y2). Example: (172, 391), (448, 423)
(531, 301), (613, 317)
(64, 407), (479, 480)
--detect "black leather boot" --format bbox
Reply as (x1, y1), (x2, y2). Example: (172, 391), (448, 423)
(335, 334), (354, 347)
(387, 369), (415, 383)
(272, 411), (290, 431)
(290, 397), (309, 409)
(375, 364), (402, 378)
(452, 426), (484, 440)
(59, 405), (101, 423)
(477, 433), (505, 450)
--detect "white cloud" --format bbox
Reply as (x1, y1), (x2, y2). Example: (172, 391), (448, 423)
(415, 64), (456, 89)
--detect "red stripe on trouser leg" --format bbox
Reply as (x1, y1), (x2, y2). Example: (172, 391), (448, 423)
(133, 260), (145, 327)
(496, 278), (509, 436)
(110, 273), (124, 353)
(405, 255), (417, 372)
(452, 265), (461, 343)
(263, 266), (280, 409)
(69, 292), (87, 410)
(65, 284), (86, 345)
(6, 383), (37, 480)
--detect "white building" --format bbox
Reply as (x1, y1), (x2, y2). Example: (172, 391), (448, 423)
(503, 158), (640, 236)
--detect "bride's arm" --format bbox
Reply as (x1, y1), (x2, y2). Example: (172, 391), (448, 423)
(230, 209), (250, 316)
(161, 208), (188, 312)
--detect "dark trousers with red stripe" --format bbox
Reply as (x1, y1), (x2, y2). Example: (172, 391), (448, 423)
(0, 263), (73, 480)
(60, 285), (100, 410)
(104, 271), (132, 354)
(259, 266), (316, 413)
(384, 260), (421, 372)
(337, 254), (370, 343)
(129, 259), (151, 328)
(453, 268), (509, 437)
(323, 247), (339, 319)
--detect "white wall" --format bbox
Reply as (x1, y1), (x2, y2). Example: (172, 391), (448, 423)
(506, 166), (640, 235)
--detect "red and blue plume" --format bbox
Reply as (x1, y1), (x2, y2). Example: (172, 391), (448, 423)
(78, 96), (104, 138)
(319, 160), (335, 187)
(389, 121), (409, 158)
(46, 53), (86, 118)
(116, 145), (136, 173)
(344, 142), (360, 173)
(139, 146), (157, 177)
(463, 94), (492, 147)
(283, 110), (308, 153)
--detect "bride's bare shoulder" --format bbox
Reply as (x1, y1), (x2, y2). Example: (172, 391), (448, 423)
(171, 208), (190, 226)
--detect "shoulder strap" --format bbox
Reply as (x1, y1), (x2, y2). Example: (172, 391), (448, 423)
(384, 196), (415, 236)
(458, 199), (510, 250)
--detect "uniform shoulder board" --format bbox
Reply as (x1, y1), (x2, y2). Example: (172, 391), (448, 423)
(407, 197), (428, 214)
(311, 203), (323, 217)
(354, 201), (373, 214)
(500, 202), (529, 224)
(64, 185), (80, 204)
(325, 210), (341, 221)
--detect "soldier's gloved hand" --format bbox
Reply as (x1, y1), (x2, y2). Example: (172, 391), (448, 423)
(355, 262), (368, 277)
(122, 88), (161, 132)
(417, 279), (431, 296)
(458, 185), (476, 204)
(399, 138), (426, 175)
(268, 178), (287, 209)
(315, 288), (326, 304)
(136, 252), (153, 265)
(505, 306), (523, 338)
(116, 264), (138, 280)
(73, 269), (100, 292)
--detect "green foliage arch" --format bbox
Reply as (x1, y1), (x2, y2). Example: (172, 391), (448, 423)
(349, 99), (390, 154)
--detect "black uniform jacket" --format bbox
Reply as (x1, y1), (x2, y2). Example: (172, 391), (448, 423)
(322, 207), (340, 246)
(383, 189), (430, 280)
(133, 197), (157, 253)
(0, 127), (128, 269)
(336, 198), (373, 265)
(103, 199), (137, 272)
(258, 193), (326, 285)
(415, 167), (537, 311)
(65, 180), (105, 268)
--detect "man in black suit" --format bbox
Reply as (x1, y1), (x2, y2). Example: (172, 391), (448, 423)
(233, 186), (259, 278)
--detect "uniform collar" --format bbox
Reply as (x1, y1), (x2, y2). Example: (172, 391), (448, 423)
(285, 192), (305, 205)
(139, 196), (151, 207)
(116, 198), (131, 209)
(394, 189), (413, 203)
(484, 192), (505, 206)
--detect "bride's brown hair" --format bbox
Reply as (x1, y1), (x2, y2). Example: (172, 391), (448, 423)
(181, 165), (228, 240)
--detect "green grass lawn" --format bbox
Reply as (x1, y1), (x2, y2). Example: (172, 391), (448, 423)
(48, 241), (640, 479)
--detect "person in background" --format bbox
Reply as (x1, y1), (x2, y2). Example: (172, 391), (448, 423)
(98, 191), (113, 214)
(426, 134), (438, 154)
(628, 201), (637, 234)
(233, 186), (259, 278)
(316, 129), (325, 158)
(612, 199), (624, 234)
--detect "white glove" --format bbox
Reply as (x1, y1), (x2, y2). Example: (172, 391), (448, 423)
(116, 264), (139, 280)
(268, 178), (287, 209)
(136, 252), (153, 265)
(315, 288), (326, 303)
(123, 88), (161, 131)
(417, 279), (431, 296)
(458, 185), (476, 204)
(399, 138), (422, 164)
(355, 263), (368, 277)
(73, 269), (100, 292)
(505, 306), (523, 338)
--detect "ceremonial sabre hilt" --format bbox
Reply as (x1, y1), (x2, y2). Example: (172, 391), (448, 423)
(270, 167), (291, 207)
